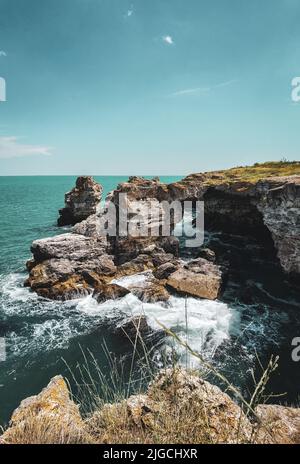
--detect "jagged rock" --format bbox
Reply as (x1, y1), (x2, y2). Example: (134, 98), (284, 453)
(113, 271), (170, 303)
(93, 283), (130, 304)
(153, 262), (179, 280)
(130, 280), (170, 303)
(256, 176), (300, 277)
(58, 176), (102, 226)
(167, 258), (223, 300)
(25, 164), (300, 301)
(0, 376), (87, 444)
(152, 250), (177, 267)
(116, 254), (154, 277)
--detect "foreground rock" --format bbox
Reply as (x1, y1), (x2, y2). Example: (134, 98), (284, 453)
(87, 367), (300, 444)
(167, 258), (223, 300)
(0, 376), (89, 444)
(2, 368), (300, 444)
(255, 404), (300, 444)
(58, 176), (102, 226)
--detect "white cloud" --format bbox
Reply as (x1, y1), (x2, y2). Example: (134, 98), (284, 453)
(125, 4), (134, 18)
(0, 137), (52, 159)
(171, 87), (210, 97)
(170, 80), (237, 97)
(162, 35), (174, 45)
(0, 51), (6, 57)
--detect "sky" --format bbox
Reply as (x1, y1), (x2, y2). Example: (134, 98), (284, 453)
(0, 0), (299, 175)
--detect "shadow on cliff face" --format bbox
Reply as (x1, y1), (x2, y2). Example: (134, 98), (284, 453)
(176, 193), (300, 407)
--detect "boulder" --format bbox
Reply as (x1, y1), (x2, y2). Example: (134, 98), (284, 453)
(58, 176), (102, 226)
(30, 233), (108, 263)
(93, 283), (130, 304)
(167, 258), (223, 300)
(130, 281), (170, 303)
(25, 234), (116, 300)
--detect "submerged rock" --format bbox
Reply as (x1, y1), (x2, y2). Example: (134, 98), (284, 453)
(58, 176), (102, 226)
(112, 315), (153, 341)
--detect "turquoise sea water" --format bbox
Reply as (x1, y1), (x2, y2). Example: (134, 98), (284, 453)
(0, 176), (300, 426)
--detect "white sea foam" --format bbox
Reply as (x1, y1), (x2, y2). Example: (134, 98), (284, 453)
(80, 272), (241, 364)
(0, 270), (287, 371)
(0, 272), (37, 305)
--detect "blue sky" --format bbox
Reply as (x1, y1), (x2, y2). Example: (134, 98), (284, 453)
(0, 0), (299, 175)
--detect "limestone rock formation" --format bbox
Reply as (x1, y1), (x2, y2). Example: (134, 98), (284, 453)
(25, 163), (300, 301)
(256, 176), (300, 277)
(25, 233), (116, 300)
(58, 176), (102, 226)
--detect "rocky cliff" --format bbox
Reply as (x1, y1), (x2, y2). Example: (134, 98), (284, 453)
(25, 162), (300, 302)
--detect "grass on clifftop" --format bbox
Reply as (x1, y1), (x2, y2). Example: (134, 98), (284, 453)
(187, 161), (300, 185)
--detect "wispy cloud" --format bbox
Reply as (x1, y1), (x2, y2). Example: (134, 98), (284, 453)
(169, 79), (237, 97)
(0, 50), (7, 57)
(162, 35), (174, 45)
(171, 87), (210, 97)
(125, 4), (134, 18)
(0, 137), (52, 159)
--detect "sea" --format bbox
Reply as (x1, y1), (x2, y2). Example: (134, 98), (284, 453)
(0, 175), (299, 425)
